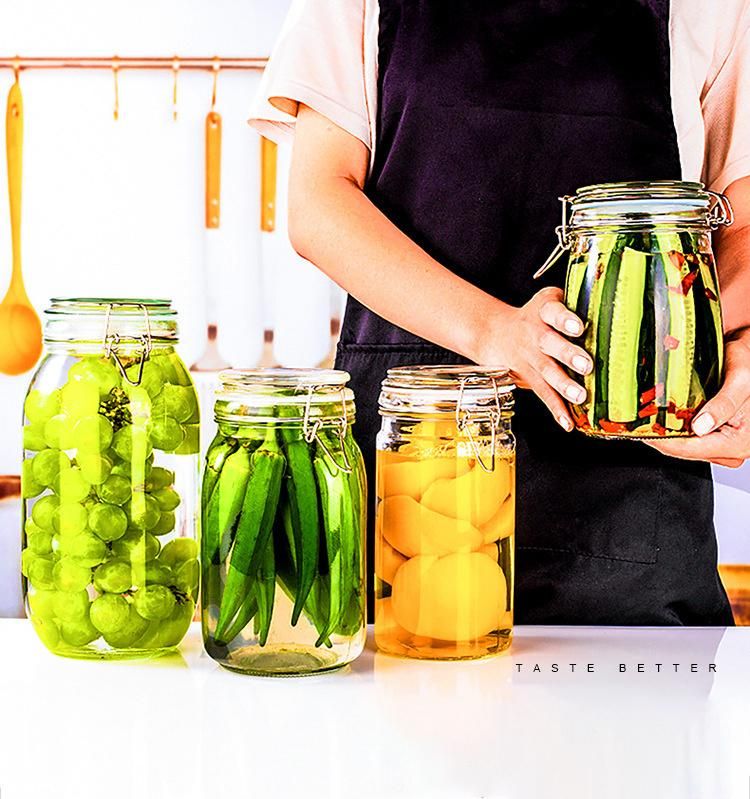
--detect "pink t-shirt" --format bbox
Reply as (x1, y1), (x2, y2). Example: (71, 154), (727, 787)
(250, 0), (750, 193)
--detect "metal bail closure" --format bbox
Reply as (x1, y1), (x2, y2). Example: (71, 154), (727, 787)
(302, 386), (352, 475)
(707, 190), (734, 229)
(455, 377), (503, 474)
(102, 302), (153, 386)
(533, 194), (574, 279)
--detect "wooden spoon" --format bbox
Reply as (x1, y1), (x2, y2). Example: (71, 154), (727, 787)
(0, 76), (42, 376)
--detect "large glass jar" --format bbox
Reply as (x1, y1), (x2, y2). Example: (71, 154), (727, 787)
(21, 299), (200, 659)
(202, 369), (366, 676)
(375, 366), (515, 660)
(541, 181), (732, 438)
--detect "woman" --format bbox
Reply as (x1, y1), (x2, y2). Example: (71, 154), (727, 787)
(251, 0), (750, 624)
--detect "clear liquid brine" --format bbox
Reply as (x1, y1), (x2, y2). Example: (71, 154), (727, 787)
(564, 230), (724, 438)
(375, 420), (514, 660)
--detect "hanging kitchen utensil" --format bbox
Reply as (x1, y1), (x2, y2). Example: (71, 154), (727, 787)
(205, 60), (221, 229)
(192, 58), (228, 458)
(0, 68), (42, 376)
(260, 136), (277, 233)
(193, 59), (227, 370)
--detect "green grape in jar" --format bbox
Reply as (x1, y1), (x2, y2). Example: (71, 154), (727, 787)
(24, 388), (61, 425)
(58, 531), (107, 567)
(173, 559), (199, 598)
(151, 486), (180, 511)
(150, 416), (184, 451)
(53, 559), (92, 592)
(159, 538), (197, 567)
(90, 594), (130, 634)
(145, 467), (174, 491)
(158, 599), (195, 647)
(23, 423), (47, 451)
(68, 357), (120, 397)
(159, 384), (198, 424)
(77, 453), (112, 485)
(31, 495), (60, 531)
(21, 459), (44, 498)
(173, 424), (199, 455)
(43, 414), (76, 450)
(52, 503), (89, 537)
(27, 525), (53, 556)
(58, 468), (91, 503)
(133, 584), (176, 620)
(52, 589), (90, 622)
(61, 380), (100, 420)
(73, 415), (114, 453)
(88, 503), (128, 542)
(60, 616), (99, 647)
(102, 605), (150, 648)
(93, 559), (133, 594)
(126, 493), (161, 530)
(32, 449), (71, 489)
(111, 531), (160, 562)
(96, 475), (131, 506)
(125, 361), (164, 399)
(27, 557), (56, 590)
(151, 511), (176, 537)
(28, 588), (58, 619)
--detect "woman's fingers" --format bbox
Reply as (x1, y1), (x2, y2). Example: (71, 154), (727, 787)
(538, 294), (585, 338)
(533, 354), (587, 405)
(538, 328), (592, 375)
(527, 370), (574, 432)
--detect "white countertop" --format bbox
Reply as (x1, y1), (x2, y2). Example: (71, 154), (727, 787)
(1, 621), (748, 799)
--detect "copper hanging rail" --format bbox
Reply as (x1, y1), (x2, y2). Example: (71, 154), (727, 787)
(0, 56), (268, 72)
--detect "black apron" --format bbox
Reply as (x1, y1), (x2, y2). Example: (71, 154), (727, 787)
(335, 0), (733, 625)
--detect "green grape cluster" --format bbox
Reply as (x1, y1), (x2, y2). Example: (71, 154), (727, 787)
(21, 348), (199, 656)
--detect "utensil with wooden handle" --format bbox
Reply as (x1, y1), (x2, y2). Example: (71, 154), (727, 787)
(0, 75), (42, 375)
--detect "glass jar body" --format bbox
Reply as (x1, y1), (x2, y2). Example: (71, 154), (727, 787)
(375, 414), (515, 660)
(21, 342), (200, 659)
(201, 393), (367, 676)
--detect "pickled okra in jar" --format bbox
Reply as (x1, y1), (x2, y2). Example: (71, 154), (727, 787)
(202, 369), (366, 676)
(375, 366), (515, 660)
(21, 299), (200, 658)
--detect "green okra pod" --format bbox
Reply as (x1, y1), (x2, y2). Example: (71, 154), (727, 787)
(214, 425), (285, 642)
(312, 450), (345, 646)
(255, 537), (276, 646)
(278, 419), (320, 626)
(202, 446), (252, 566)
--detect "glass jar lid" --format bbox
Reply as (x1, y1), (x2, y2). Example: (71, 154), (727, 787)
(535, 180), (733, 279)
(214, 368), (355, 424)
(378, 365), (514, 418)
(44, 298), (178, 345)
(566, 181), (733, 231)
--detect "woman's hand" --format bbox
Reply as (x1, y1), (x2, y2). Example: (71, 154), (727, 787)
(647, 177), (750, 468)
(477, 287), (592, 431)
(646, 332), (750, 468)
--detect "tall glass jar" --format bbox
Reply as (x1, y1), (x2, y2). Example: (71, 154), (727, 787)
(540, 181), (733, 438)
(21, 299), (200, 659)
(202, 369), (366, 676)
(375, 366), (515, 660)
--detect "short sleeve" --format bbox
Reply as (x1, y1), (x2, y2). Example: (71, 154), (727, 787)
(702, 2), (750, 192)
(248, 0), (371, 150)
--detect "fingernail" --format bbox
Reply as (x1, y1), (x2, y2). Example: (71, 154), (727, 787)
(558, 415), (573, 431)
(692, 414), (714, 436)
(566, 385), (586, 403)
(565, 319), (582, 335)
(572, 355), (591, 374)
